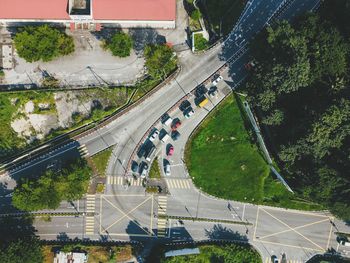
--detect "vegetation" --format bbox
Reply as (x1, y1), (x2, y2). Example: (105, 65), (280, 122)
(161, 244), (261, 263)
(104, 31), (133, 57)
(0, 69), (4, 77)
(91, 148), (113, 177)
(12, 158), (92, 211)
(186, 95), (270, 202)
(245, 1), (350, 220)
(191, 9), (202, 21)
(14, 25), (74, 62)
(144, 44), (177, 80)
(149, 158), (161, 179)
(96, 183), (105, 193)
(194, 33), (209, 51)
(198, 0), (246, 36)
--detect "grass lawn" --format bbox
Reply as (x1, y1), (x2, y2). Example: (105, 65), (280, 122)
(161, 244), (261, 263)
(186, 95), (270, 202)
(91, 148), (113, 177)
(149, 158), (161, 179)
(199, 0), (246, 36)
(186, 95), (323, 210)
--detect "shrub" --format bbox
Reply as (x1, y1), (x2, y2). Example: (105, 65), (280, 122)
(106, 31), (133, 57)
(14, 25), (74, 62)
(194, 33), (208, 51)
(191, 9), (202, 21)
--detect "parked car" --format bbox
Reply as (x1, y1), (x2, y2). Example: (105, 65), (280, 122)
(160, 129), (170, 143)
(171, 118), (182, 131)
(194, 84), (208, 98)
(179, 100), (191, 111)
(137, 146), (146, 158)
(164, 163), (171, 176)
(171, 130), (181, 141)
(338, 238), (350, 246)
(212, 75), (223, 86)
(161, 113), (172, 126)
(131, 161), (139, 173)
(271, 255), (279, 263)
(184, 107), (194, 118)
(145, 145), (156, 162)
(167, 145), (174, 156)
(149, 128), (159, 142)
(139, 162), (149, 178)
(208, 86), (218, 98)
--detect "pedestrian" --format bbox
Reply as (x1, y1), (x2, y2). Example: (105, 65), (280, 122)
(227, 203), (231, 211)
(246, 229), (249, 234)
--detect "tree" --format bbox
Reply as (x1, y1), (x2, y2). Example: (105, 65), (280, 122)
(106, 32), (133, 57)
(194, 33), (209, 51)
(0, 237), (43, 263)
(191, 10), (201, 21)
(12, 158), (92, 211)
(14, 25), (74, 62)
(144, 44), (177, 80)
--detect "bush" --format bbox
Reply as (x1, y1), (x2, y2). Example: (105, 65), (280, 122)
(191, 9), (202, 21)
(106, 31), (133, 57)
(194, 33), (208, 51)
(14, 25), (74, 62)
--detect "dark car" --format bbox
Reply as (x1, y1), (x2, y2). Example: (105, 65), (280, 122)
(171, 130), (181, 141)
(131, 161), (139, 173)
(194, 84), (208, 98)
(179, 100), (191, 112)
(137, 146), (146, 158)
(171, 118), (182, 131)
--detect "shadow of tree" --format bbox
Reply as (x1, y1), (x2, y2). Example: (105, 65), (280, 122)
(205, 224), (248, 242)
(0, 215), (37, 245)
(129, 28), (166, 55)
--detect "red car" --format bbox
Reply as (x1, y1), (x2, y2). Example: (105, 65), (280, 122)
(171, 118), (181, 131)
(167, 145), (174, 156)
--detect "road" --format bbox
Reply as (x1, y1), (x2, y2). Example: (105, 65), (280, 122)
(1, 0), (350, 262)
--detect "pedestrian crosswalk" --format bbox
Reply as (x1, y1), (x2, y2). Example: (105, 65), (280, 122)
(85, 194), (95, 235)
(106, 176), (143, 186)
(77, 144), (89, 158)
(157, 195), (168, 238)
(264, 258), (302, 263)
(165, 179), (191, 189)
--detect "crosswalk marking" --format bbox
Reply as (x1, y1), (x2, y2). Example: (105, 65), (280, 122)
(85, 194), (95, 235)
(265, 258), (302, 263)
(165, 179), (191, 189)
(77, 144), (89, 158)
(106, 176), (143, 186)
(157, 196), (168, 238)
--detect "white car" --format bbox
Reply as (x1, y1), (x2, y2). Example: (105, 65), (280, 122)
(212, 75), (223, 86)
(149, 129), (159, 141)
(164, 163), (171, 176)
(184, 107), (194, 119)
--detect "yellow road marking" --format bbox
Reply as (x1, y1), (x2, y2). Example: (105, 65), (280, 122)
(102, 196), (152, 235)
(259, 218), (330, 240)
(253, 206), (260, 241)
(257, 239), (324, 252)
(260, 208), (325, 251)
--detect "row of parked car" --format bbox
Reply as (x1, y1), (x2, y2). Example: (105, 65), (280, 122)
(131, 75), (224, 179)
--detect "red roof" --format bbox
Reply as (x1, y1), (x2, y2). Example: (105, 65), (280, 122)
(0, 0), (70, 20)
(0, 0), (175, 21)
(93, 0), (176, 21)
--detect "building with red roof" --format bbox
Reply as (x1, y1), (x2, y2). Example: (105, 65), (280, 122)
(0, 0), (176, 29)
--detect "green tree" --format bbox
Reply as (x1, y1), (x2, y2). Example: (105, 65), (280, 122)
(14, 25), (74, 62)
(191, 9), (201, 21)
(194, 33), (209, 51)
(0, 237), (43, 263)
(106, 32), (133, 57)
(144, 44), (177, 80)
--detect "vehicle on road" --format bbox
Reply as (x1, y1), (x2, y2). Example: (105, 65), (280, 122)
(131, 161), (139, 173)
(212, 74), (223, 86)
(271, 255), (279, 263)
(171, 130), (180, 141)
(164, 162), (171, 176)
(208, 86), (218, 98)
(171, 118), (181, 131)
(160, 129), (170, 143)
(167, 145), (174, 156)
(184, 107), (194, 118)
(149, 128), (159, 142)
(196, 95), (209, 107)
(161, 113), (172, 126)
(139, 162), (149, 178)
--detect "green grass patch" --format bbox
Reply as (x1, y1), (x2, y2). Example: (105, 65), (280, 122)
(91, 148), (113, 177)
(194, 33), (209, 51)
(199, 0), (246, 36)
(186, 95), (270, 202)
(149, 158), (161, 179)
(161, 244), (261, 263)
(185, 95), (322, 210)
(189, 17), (202, 32)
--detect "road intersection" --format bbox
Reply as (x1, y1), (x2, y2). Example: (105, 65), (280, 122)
(1, 0), (350, 262)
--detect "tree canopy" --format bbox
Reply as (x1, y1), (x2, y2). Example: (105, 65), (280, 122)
(14, 25), (74, 62)
(105, 31), (133, 57)
(245, 2), (350, 220)
(12, 158), (92, 211)
(144, 44), (177, 80)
